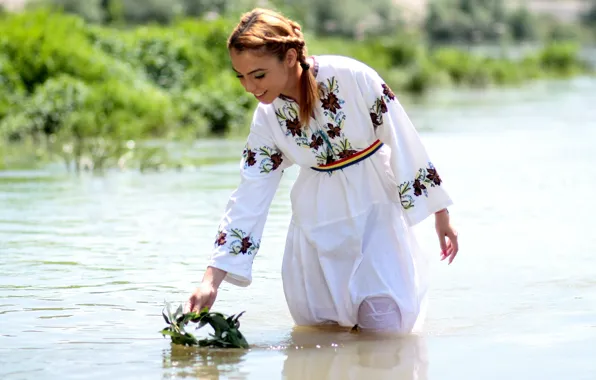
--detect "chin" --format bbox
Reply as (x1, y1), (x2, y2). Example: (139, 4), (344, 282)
(255, 91), (280, 105)
(257, 96), (275, 105)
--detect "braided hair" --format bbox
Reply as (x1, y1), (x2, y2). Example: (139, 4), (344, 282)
(227, 8), (318, 128)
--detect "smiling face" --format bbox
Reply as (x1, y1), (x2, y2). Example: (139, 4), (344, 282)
(230, 48), (299, 105)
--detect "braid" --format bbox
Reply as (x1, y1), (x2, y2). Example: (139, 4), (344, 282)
(237, 11), (260, 36)
(262, 35), (305, 50)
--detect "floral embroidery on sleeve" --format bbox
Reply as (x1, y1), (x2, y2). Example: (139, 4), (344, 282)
(398, 163), (443, 210)
(369, 83), (394, 128)
(257, 146), (283, 173)
(243, 144), (284, 174)
(242, 147), (257, 167)
(215, 228), (261, 256)
(382, 83), (395, 100)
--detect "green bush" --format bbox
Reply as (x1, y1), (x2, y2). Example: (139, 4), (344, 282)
(7, 75), (91, 138)
(111, 0), (184, 25)
(28, 0), (105, 23)
(507, 7), (540, 41)
(583, 1), (596, 26)
(537, 42), (584, 75)
(0, 10), (141, 92)
(0, 9), (591, 171)
(0, 55), (25, 120)
(177, 74), (255, 136)
(90, 26), (195, 90)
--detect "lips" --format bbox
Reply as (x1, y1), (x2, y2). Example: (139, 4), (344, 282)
(254, 91), (267, 98)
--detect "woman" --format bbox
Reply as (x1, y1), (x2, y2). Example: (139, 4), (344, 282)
(187, 8), (459, 334)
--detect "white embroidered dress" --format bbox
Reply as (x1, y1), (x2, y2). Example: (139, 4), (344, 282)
(208, 55), (453, 332)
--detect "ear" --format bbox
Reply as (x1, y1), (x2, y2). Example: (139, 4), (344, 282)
(285, 48), (298, 68)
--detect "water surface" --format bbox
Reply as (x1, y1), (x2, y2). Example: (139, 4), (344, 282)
(1, 77), (595, 379)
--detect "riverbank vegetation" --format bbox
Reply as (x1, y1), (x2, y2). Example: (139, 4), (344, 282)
(0, 1), (593, 171)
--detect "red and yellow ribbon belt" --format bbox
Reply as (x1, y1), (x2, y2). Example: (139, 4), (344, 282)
(311, 139), (384, 173)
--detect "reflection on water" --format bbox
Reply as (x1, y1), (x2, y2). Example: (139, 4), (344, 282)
(2, 78), (596, 379)
(162, 326), (428, 380)
(162, 345), (249, 379)
(281, 327), (427, 380)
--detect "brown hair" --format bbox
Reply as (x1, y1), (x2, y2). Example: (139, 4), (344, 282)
(227, 8), (318, 127)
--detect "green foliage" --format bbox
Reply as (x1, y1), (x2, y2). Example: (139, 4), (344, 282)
(182, 0), (228, 17)
(111, 0), (185, 25)
(161, 302), (249, 349)
(536, 42), (584, 76)
(0, 55), (25, 120)
(507, 7), (539, 41)
(582, 1), (596, 26)
(0, 10), (254, 171)
(0, 9), (591, 171)
(0, 9), (140, 92)
(175, 75), (255, 137)
(28, 0), (105, 23)
(289, 0), (407, 38)
(426, 0), (540, 43)
(25, 0), (594, 45)
(31, 0), (186, 24)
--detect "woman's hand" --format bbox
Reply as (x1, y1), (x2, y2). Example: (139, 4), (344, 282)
(435, 209), (459, 264)
(186, 283), (218, 313)
(185, 266), (227, 313)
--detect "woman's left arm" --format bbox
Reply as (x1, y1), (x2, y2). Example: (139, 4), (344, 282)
(434, 208), (459, 264)
(355, 65), (459, 263)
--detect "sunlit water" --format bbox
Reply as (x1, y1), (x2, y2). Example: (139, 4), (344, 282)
(1, 78), (595, 380)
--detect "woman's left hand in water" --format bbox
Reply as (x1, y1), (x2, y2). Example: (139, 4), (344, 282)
(435, 209), (459, 264)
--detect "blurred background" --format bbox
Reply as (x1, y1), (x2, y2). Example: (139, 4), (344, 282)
(0, 0), (594, 170)
(1, 2), (595, 380)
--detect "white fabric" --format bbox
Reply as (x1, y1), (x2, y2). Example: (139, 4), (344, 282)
(208, 55), (453, 333)
(357, 297), (402, 333)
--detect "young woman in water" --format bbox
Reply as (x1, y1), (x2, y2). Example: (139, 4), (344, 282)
(186, 8), (459, 333)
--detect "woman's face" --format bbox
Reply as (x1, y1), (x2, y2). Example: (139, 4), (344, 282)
(229, 48), (298, 105)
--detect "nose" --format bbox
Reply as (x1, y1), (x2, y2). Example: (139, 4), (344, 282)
(242, 79), (256, 94)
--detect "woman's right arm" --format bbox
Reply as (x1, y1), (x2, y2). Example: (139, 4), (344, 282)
(202, 266), (227, 289)
(187, 111), (292, 312)
(186, 266), (227, 313)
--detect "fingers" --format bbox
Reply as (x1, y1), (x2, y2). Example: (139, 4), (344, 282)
(439, 234), (448, 260)
(191, 299), (203, 313)
(185, 294), (201, 314)
(446, 230), (459, 264)
(185, 298), (197, 314)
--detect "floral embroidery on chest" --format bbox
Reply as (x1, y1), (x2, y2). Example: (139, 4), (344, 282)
(275, 76), (358, 167)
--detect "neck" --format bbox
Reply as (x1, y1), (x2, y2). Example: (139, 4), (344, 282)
(280, 66), (302, 103)
(280, 57), (312, 103)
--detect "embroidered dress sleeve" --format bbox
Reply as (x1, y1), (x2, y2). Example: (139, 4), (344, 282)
(208, 117), (291, 287)
(356, 67), (453, 226)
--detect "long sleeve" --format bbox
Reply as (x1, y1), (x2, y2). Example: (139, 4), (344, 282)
(356, 67), (453, 226)
(208, 118), (292, 287)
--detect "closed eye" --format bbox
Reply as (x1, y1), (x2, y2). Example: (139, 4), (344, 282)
(254, 73), (266, 79)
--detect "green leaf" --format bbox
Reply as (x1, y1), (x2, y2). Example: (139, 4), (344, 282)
(174, 304), (183, 319)
(160, 302), (249, 349)
(161, 308), (170, 324)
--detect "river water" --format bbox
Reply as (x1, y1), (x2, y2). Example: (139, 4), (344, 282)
(1, 77), (595, 379)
